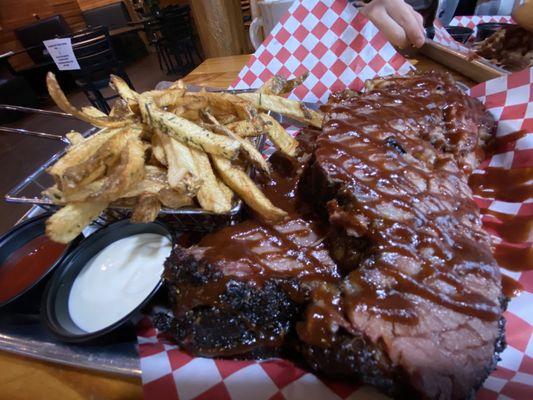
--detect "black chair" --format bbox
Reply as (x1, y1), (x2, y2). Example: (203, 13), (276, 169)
(14, 15), (72, 65)
(158, 6), (202, 75)
(82, 1), (147, 64)
(68, 26), (135, 113)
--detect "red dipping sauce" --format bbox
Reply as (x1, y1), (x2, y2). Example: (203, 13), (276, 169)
(0, 236), (66, 304)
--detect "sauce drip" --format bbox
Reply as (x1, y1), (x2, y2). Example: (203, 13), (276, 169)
(501, 275), (523, 298)
(494, 244), (533, 271)
(0, 235), (66, 303)
(469, 167), (533, 203)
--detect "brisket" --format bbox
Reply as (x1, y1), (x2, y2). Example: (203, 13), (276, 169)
(302, 72), (504, 399)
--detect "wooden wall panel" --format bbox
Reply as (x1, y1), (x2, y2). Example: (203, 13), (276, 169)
(0, 0), (86, 69)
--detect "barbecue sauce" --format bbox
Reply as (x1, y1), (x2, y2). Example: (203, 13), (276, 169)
(467, 130), (532, 294)
(313, 73), (502, 327)
(184, 129), (340, 310)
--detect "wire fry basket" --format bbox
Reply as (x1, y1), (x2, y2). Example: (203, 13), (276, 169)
(2, 97), (263, 233)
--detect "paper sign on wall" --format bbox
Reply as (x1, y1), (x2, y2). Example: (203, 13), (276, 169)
(43, 38), (80, 71)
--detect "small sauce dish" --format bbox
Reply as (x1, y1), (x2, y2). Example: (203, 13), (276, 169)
(42, 220), (174, 343)
(0, 213), (79, 313)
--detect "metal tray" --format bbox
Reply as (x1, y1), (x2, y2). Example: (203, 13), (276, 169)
(0, 311), (140, 376)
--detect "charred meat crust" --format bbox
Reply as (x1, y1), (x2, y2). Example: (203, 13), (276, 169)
(162, 247), (301, 358)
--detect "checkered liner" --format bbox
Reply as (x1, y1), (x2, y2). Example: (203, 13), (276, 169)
(230, 0), (413, 102)
(138, 0), (533, 397)
(432, 18), (471, 54)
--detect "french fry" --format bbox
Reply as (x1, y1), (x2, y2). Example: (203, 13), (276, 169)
(201, 111), (270, 175)
(110, 74), (139, 105)
(157, 130), (201, 194)
(61, 127), (143, 190)
(211, 155), (286, 220)
(151, 131), (167, 166)
(225, 120), (264, 137)
(238, 93), (324, 128)
(48, 128), (119, 188)
(258, 113), (299, 157)
(87, 137), (145, 202)
(169, 79), (187, 90)
(46, 73), (129, 128)
(110, 99), (136, 119)
(190, 149), (233, 213)
(81, 106), (107, 118)
(158, 189), (194, 209)
(131, 194), (161, 223)
(46, 201), (108, 243)
(66, 131), (84, 145)
(138, 96), (241, 159)
(217, 180), (234, 206)
(258, 72), (309, 95)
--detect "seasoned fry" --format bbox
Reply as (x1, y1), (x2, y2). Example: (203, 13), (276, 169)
(211, 155), (286, 220)
(191, 149), (233, 213)
(45, 67), (318, 242)
(259, 73), (309, 95)
(110, 74), (139, 105)
(238, 93), (324, 128)
(225, 120), (264, 137)
(131, 194), (161, 223)
(138, 95), (241, 159)
(87, 137), (145, 202)
(46, 201), (108, 243)
(151, 131), (167, 166)
(158, 189), (194, 209)
(81, 106), (107, 118)
(258, 113), (299, 157)
(61, 127), (142, 190)
(169, 79), (187, 90)
(48, 128), (119, 187)
(157, 131), (201, 193)
(66, 131), (84, 145)
(110, 99), (136, 119)
(201, 111), (270, 175)
(46, 73), (129, 128)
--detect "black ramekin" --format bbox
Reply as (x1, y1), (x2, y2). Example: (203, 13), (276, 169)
(0, 212), (80, 313)
(476, 23), (514, 42)
(41, 219), (174, 343)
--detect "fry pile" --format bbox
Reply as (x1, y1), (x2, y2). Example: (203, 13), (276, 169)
(44, 72), (324, 243)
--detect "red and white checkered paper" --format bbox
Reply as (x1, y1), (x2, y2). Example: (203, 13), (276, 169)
(230, 0), (413, 102)
(138, 1), (533, 398)
(432, 18), (471, 54)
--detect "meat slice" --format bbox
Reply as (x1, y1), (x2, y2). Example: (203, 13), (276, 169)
(160, 129), (340, 357)
(302, 72), (504, 399)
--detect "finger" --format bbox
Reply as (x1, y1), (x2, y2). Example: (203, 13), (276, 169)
(414, 9), (424, 31)
(369, 7), (409, 48)
(388, 4), (426, 48)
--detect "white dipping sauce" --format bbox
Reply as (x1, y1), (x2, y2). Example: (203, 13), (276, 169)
(68, 233), (172, 333)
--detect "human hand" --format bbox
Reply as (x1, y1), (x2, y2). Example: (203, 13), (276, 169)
(361, 0), (426, 48)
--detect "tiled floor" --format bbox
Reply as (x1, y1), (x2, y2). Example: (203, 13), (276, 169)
(0, 53), (181, 234)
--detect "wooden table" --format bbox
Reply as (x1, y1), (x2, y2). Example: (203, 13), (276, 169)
(0, 51), (475, 399)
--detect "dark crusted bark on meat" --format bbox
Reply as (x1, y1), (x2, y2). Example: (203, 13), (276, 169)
(299, 333), (417, 399)
(161, 247), (302, 358)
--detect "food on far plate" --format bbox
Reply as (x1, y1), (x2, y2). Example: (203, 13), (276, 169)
(158, 72), (504, 399)
(475, 25), (533, 71)
(43, 72), (318, 243)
